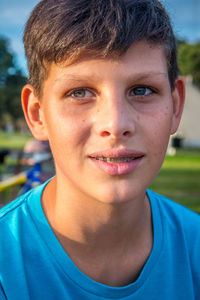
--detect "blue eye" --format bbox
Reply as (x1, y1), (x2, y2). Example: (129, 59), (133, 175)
(130, 86), (153, 96)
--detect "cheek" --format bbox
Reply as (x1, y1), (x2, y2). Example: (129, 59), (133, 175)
(145, 107), (173, 155)
(46, 111), (91, 156)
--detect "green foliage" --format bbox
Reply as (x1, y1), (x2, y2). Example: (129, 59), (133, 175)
(0, 38), (14, 87)
(178, 42), (200, 88)
(150, 150), (200, 214)
(0, 37), (27, 128)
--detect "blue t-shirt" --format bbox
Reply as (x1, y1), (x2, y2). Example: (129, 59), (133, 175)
(0, 181), (200, 299)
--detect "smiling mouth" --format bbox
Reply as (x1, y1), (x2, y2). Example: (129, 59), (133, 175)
(93, 157), (138, 163)
(89, 150), (144, 175)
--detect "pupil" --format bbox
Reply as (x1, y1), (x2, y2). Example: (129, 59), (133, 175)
(134, 87), (145, 95)
(74, 89), (85, 97)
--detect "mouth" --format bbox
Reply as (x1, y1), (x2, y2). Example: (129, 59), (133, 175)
(89, 149), (144, 175)
(92, 157), (139, 163)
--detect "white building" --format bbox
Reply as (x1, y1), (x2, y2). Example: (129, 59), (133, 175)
(173, 77), (200, 148)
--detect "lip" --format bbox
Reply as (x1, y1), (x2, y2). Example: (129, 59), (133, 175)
(88, 148), (145, 175)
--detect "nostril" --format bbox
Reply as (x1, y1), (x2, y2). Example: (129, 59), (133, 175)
(101, 131), (110, 137)
(123, 131), (131, 136)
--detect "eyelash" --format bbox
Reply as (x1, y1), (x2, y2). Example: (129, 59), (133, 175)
(129, 86), (155, 97)
(64, 86), (156, 102)
(65, 88), (95, 99)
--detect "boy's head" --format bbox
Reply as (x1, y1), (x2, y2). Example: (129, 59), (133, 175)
(22, 0), (185, 204)
(23, 0), (178, 96)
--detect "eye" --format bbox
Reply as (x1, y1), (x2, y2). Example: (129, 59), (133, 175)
(129, 86), (154, 96)
(71, 88), (94, 98)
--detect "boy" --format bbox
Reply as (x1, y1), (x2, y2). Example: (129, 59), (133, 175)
(0, 0), (199, 299)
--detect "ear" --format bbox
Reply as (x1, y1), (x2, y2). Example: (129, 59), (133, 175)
(21, 84), (48, 141)
(170, 77), (185, 135)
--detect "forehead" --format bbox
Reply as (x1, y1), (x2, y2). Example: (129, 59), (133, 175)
(45, 41), (169, 86)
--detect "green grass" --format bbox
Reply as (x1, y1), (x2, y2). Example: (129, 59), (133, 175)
(150, 150), (200, 214)
(0, 132), (31, 149)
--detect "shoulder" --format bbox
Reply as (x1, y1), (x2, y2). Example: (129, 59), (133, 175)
(148, 189), (200, 252)
(0, 183), (46, 237)
(148, 189), (200, 226)
(0, 178), (51, 222)
(148, 190), (200, 294)
(0, 187), (38, 222)
(0, 183), (47, 272)
(148, 189), (199, 217)
(0, 184), (47, 291)
(0, 190), (32, 222)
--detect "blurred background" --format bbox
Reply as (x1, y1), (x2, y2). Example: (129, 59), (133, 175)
(0, 0), (200, 212)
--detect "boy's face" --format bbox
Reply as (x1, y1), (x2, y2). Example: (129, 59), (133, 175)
(23, 40), (184, 204)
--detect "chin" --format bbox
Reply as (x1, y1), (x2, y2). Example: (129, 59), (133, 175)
(92, 185), (144, 206)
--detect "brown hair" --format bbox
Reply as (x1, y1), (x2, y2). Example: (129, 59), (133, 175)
(23, 0), (179, 96)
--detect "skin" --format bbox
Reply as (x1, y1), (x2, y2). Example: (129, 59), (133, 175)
(22, 40), (185, 286)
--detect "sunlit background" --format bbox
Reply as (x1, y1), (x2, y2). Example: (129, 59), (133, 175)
(0, 0), (200, 211)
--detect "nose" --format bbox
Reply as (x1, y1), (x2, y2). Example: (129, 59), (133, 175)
(94, 93), (136, 140)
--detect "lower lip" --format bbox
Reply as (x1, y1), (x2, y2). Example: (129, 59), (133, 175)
(89, 157), (143, 175)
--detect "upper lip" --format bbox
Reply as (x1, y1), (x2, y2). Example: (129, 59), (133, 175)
(89, 148), (145, 158)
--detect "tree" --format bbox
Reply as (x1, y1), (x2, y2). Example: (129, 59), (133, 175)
(178, 42), (200, 88)
(0, 38), (14, 87)
(0, 37), (27, 129)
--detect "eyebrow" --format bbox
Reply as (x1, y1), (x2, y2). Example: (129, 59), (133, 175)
(132, 72), (168, 81)
(54, 71), (168, 85)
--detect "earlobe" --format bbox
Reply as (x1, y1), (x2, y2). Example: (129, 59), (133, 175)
(171, 77), (185, 135)
(21, 84), (48, 140)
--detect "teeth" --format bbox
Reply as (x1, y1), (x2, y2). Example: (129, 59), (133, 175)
(98, 157), (104, 161)
(95, 157), (135, 163)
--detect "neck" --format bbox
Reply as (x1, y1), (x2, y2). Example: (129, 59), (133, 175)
(42, 177), (153, 286)
(42, 177), (152, 251)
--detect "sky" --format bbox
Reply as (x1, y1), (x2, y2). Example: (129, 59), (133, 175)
(0, 0), (200, 75)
